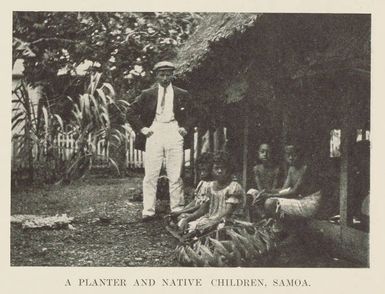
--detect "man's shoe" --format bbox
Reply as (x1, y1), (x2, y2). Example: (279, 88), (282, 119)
(141, 215), (156, 222)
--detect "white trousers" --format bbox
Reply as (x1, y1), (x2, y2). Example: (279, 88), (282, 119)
(142, 121), (185, 216)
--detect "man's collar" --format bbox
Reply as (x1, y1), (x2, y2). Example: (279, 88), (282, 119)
(157, 83), (173, 91)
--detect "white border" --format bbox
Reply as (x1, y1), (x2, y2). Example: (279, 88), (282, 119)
(2, 1), (385, 293)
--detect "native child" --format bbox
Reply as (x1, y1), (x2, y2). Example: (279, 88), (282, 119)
(262, 145), (321, 219)
(179, 151), (246, 233)
(247, 143), (281, 221)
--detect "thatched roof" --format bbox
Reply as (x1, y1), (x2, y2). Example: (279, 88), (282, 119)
(175, 13), (370, 79)
(287, 14), (370, 79)
(174, 13), (370, 108)
(174, 13), (261, 76)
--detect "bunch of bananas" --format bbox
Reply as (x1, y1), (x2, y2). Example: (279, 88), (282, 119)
(176, 218), (280, 267)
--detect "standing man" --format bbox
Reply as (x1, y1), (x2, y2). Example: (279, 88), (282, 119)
(126, 61), (194, 221)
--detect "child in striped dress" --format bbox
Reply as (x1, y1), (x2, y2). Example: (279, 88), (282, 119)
(180, 151), (245, 233)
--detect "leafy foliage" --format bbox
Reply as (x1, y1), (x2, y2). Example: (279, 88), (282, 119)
(176, 218), (280, 267)
(13, 12), (201, 101)
(61, 74), (129, 183)
(12, 81), (65, 183)
(12, 12), (201, 183)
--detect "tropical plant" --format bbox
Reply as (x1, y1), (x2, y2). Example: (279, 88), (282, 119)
(60, 72), (131, 183)
(175, 218), (280, 267)
(12, 81), (64, 183)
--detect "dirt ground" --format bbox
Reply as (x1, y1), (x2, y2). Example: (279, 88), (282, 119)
(11, 175), (360, 267)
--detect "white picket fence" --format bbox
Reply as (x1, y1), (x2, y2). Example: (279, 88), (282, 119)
(11, 129), (145, 170)
(124, 131), (144, 169)
(11, 129), (197, 171)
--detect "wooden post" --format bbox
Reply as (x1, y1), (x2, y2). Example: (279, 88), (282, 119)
(274, 80), (290, 179)
(190, 127), (195, 186)
(339, 86), (355, 227)
(216, 127), (225, 151)
(196, 127), (202, 158)
(209, 129), (214, 153)
(282, 109), (289, 147)
(213, 129), (218, 151)
(242, 102), (249, 190)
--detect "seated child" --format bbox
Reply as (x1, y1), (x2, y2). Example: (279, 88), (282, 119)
(247, 143), (280, 220)
(179, 151), (246, 233)
(262, 145), (321, 219)
(170, 152), (213, 221)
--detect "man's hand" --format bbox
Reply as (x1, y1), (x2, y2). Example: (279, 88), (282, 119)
(140, 127), (154, 138)
(178, 127), (187, 137)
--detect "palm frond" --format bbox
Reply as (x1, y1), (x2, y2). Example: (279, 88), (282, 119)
(101, 82), (116, 97)
(53, 114), (64, 130)
(12, 117), (25, 131)
(11, 111), (25, 123)
(42, 106), (49, 134)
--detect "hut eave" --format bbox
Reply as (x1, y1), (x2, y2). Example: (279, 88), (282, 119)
(174, 13), (262, 77)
